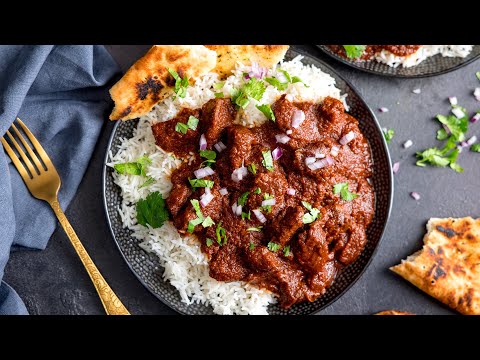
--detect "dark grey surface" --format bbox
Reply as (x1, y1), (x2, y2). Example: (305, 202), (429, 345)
(4, 45), (480, 315)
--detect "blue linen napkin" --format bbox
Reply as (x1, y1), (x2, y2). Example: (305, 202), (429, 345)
(0, 45), (119, 315)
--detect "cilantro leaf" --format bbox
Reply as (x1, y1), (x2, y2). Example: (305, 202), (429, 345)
(233, 78), (266, 109)
(267, 242), (281, 252)
(301, 201), (320, 224)
(416, 147), (450, 168)
(202, 216), (215, 228)
(262, 150), (274, 171)
(278, 69), (292, 83)
(214, 81), (225, 90)
(206, 238), (214, 247)
(199, 150), (216, 161)
(175, 122), (189, 134)
(436, 113), (468, 142)
(190, 199), (203, 219)
(256, 104), (276, 122)
(249, 242), (255, 250)
(247, 227), (262, 232)
(261, 193), (274, 214)
(136, 192), (169, 229)
(114, 155), (151, 177)
(436, 128), (449, 140)
(188, 178), (214, 188)
(187, 116), (199, 131)
(383, 128), (395, 143)
(343, 45), (366, 59)
(265, 77), (289, 91)
(254, 188), (261, 194)
(187, 217), (203, 233)
(248, 163), (257, 175)
(333, 182), (359, 201)
(216, 221), (228, 246)
(283, 245), (291, 257)
(168, 68), (189, 99)
(139, 177), (155, 188)
(476, 72), (480, 81)
(291, 76), (309, 88)
(471, 143), (480, 152)
(238, 192), (250, 206)
(214, 92), (224, 98)
(241, 211), (251, 220)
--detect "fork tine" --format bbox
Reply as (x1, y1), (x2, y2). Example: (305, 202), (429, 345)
(11, 123), (44, 172)
(15, 118), (52, 170)
(1, 137), (32, 181)
(5, 130), (37, 176)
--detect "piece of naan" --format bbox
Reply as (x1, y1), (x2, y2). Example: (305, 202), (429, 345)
(205, 45), (289, 79)
(391, 217), (480, 315)
(375, 310), (414, 315)
(109, 45), (217, 121)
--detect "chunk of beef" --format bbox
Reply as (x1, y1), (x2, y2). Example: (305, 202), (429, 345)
(267, 206), (304, 245)
(201, 98), (236, 146)
(295, 221), (334, 274)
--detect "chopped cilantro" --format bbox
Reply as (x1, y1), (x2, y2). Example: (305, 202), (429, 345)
(283, 245), (291, 257)
(238, 192), (250, 206)
(187, 116), (199, 131)
(249, 242), (255, 250)
(168, 68), (189, 99)
(262, 150), (274, 171)
(254, 188), (261, 194)
(383, 128), (395, 143)
(436, 112), (468, 142)
(471, 143), (480, 152)
(476, 72), (480, 81)
(247, 227), (263, 232)
(248, 163), (257, 175)
(190, 199), (203, 218)
(114, 155), (151, 177)
(256, 104), (276, 122)
(214, 81), (225, 90)
(291, 76), (309, 87)
(343, 45), (366, 59)
(206, 238), (214, 247)
(267, 242), (281, 252)
(265, 77), (288, 91)
(278, 69), (292, 83)
(241, 211), (251, 220)
(216, 221), (228, 246)
(333, 182), (359, 201)
(301, 201), (320, 224)
(232, 78), (266, 109)
(202, 216), (215, 228)
(261, 193), (274, 214)
(188, 178), (214, 188)
(187, 217), (203, 233)
(136, 192), (169, 229)
(175, 122), (189, 134)
(199, 150), (216, 160)
(139, 177), (155, 188)
(214, 92), (224, 98)
(436, 128), (449, 140)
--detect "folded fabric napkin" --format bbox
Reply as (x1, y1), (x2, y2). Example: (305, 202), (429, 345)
(0, 45), (119, 315)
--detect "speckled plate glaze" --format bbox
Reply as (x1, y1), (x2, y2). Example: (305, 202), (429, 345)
(103, 48), (393, 315)
(317, 45), (480, 78)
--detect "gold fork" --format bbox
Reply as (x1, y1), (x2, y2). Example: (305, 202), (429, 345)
(1, 118), (130, 315)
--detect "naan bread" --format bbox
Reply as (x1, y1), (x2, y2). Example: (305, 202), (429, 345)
(205, 45), (289, 79)
(391, 217), (480, 315)
(375, 310), (414, 315)
(109, 45), (217, 121)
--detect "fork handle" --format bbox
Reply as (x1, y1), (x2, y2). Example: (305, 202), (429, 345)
(49, 199), (130, 315)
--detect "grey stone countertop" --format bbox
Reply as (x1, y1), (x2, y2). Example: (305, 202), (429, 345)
(4, 45), (480, 315)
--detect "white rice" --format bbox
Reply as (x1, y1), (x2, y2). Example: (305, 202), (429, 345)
(374, 45), (473, 68)
(107, 55), (345, 315)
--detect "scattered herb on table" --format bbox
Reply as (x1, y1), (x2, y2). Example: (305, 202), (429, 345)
(471, 143), (480, 152)
(383, 128), (395, 143)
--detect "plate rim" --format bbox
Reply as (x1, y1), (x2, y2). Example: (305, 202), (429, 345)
(102, 46), (394, 315)
(317, 45), (480, 78)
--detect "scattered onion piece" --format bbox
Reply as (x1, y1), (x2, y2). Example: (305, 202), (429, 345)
(379, 107), (389, 113)
(452, 107), (465, 119)
(199, 134), (207, 150)
(262, 198), (276, 207)
(410, 192), (420, 201)
(339, 131), (355, 145)
(214, 141), (227, 152)
(403, 140), (413, 149)
(285, 94), (294, 102)
(412, 88), (421, 94)
(252, 209), (267, 223)
(467, 135), (477, 146)
(448, 96), (458, 106)
(315, 150), (325, 158)
(231, 166), (248, 182)
(330, 146), (339, 157)
(272, 147), (283, 160)
(305, 157), (316, 165)
(474, 88), (480, 98)
(286, 130), (293, 135)
(471, 113), (480, 123)
(200, 191), (214, 207)
(275, 134), (291, 144)
(194, 166), (214, 179)
(392, 162), (400, 174)
(291, 110), (305, 128)
(325, 156), (334, 166)
(287, 188), (296, 196)
(219, 188), (228, 196)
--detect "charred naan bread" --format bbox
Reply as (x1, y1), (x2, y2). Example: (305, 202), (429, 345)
(205, 45), (289, 79)
(375, 310), (414, 315)
(391, 217), (480, 315)
(109, 45), (217, 121)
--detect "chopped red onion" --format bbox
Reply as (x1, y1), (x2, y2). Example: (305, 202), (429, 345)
(236, 204), (243, 216)
(476, 95), (480, 102)
(392, 162), (400, 174)
(471, 113), (480, 123)
(330, 145), (340, 157)
(403, 140), (413, 149)
(287, 188), (296, 196)
(199, 134), (207, 150)
(252, 209), (267, 223)
(219, 188), (228, 196)
(205, 187), (211, 195)
(467, 135), (477, 146)
(448, 96), (458, 106)
(452, 107), (465, 119)
(291, 110), (305, 128)
(245, 62), (267, 80)
(231, 166), (248, 182)
(339, 131), (355, 145)
(305, 157), (316, 165)
(275, 134), (291, 144)
(285, 94), (294, 102)
(474, 88), (480, 97)
(412, 88), (421, 94)
(272, 147), (283, 160)
(214, 141), (227, 152)
(286, 130), (293, 135)
(315, 150), (325, 158)
(410, 192), (420, 200)
(200, 192), (214, 207)
(194, 166), (214, 179)
(262, 198), (276, 207)
(325, 156), (335, 166)
(308, 159), (328, 170)
(232, 203), (238, 214)
(379, 107), (389, 113)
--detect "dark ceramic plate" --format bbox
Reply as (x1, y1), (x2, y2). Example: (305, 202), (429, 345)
(103, 47), (393, 315)
(318, 45), (480, 78)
